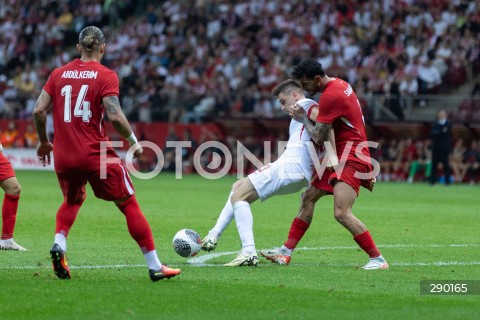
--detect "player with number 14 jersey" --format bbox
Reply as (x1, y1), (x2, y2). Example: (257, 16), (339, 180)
(43, 59), (119, 172)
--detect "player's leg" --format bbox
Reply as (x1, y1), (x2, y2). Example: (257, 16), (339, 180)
(261, 185), (326, 265)
(49, 172), (87, 279)
(333, 181), (387, 270)
(91, 162), (180, 281)
(202, 176), (259, 252)
(225, 161), (309, 266)
(115, 195), (180, 281)
(0, 174), (25, 251)
(224, 177), (260, 266)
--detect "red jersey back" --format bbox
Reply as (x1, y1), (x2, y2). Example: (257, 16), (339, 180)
(316, 78), (370, 164)
(43, 59), (119, 172)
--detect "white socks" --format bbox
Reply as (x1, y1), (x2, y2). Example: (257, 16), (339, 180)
(233, 200), (256, 255)
(54, 232), (162, 271)
(144, 250), (162, 270)
(54, 233), (67, 252)
(208, 192), (234, 239)
(280, 245), (293, 256)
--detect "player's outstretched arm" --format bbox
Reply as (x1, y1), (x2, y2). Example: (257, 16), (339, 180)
(33, 90), (53, 166)
(103, 95), (142, 158)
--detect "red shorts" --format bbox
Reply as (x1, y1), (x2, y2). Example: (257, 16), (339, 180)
(57, 162), (135, 204)
(328, 161), (373, 195)
(311, 169), (334, 194)
(0, 152), (15, 181)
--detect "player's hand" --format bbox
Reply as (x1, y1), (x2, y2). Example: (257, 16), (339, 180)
(36, 142), (53, 166)
(285, 103), (306, 121)
(130, 142), (143, 159)
(367, 177), (376, 192)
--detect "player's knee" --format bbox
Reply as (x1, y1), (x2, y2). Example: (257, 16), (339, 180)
(333, 206), (350, 223)
(231, 178), (253, 203)
(2, 178), (21, 195)
(9, 182), (21, 196)
(301, 187), (322, 204)
(68, 193), (86, 206)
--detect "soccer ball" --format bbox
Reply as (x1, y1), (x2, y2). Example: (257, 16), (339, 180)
(172, 229), (202, 257)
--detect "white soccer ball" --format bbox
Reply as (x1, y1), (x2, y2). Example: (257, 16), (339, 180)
(172, 229), (202, 257)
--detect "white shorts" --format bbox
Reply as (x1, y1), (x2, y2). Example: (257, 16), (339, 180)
(247, 159), (309, 201)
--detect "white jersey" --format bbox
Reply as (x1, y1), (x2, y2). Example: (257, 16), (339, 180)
(247, 98), (324, 201)
(279, 98), (319, 180)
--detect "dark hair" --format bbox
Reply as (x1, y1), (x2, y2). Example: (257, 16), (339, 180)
(79, 26), (105, 52)
(291, 58), (325, 80)
(271, 79), (303, 98)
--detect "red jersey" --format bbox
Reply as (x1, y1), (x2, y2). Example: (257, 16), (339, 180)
(43, 59), (119, 172)
(316, 78), (371, 164)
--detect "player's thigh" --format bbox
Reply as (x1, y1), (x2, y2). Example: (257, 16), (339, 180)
(88, 163), (135, 201)
(0, 153), (15, 184)
(57, 172), (88, 204)
(302, 184), (328, 204)
(247, 161), (308, 202)
(231, 177), (259, 203)
(333, 181), (357, 214)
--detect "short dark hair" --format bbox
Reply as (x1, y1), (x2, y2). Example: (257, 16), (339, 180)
(271, 79), (303, 98)
(291, 58), (325, 80)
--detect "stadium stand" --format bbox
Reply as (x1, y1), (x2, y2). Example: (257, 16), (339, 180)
(0, 0), (479, 183)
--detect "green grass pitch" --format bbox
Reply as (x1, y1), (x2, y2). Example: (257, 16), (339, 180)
(0, 171), (479, 319)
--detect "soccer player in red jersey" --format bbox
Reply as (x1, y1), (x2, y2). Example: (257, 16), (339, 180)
(0, 142), (25, 251)
(32, 26), (180, 281)
(287, 58), (388, 270)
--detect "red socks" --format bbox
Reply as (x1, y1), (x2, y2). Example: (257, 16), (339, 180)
(117, 195), (155, 253)
(353, 230), (381, 258)
(1, 194), (20, 240)
(284, 217), (310, 250)
(55, 201), (82, 237)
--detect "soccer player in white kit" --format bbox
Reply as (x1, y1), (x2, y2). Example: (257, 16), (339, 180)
(201, 79), (334, 266)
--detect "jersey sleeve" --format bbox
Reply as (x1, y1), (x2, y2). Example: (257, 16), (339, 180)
(315, 93), (341, 124)
(43, 70), (57, 96)
(101, 70), (120, 98)
(306, 101), (318, 118)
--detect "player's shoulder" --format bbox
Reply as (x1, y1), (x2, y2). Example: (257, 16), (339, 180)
(297, 98), (317, 109)
(97, 64), (118, 79)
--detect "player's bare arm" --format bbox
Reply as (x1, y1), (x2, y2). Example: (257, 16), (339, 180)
(326, 128), (339, 168)
(103, 95), (143, 158)
(287, 103), (330, 145)
(33, 90), (53, 166)
(33, 90), (53, 143)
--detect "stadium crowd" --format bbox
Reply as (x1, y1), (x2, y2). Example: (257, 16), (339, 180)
(0, 0), (479, 183)
(1, 0), (480, 121)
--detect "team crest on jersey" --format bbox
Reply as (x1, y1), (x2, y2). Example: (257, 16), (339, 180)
(344, 84), (353, 97)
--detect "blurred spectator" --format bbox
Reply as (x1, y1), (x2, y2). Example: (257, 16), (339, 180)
(407, 140), (432, 183)
(0, 121), (18, 148)
(0, 0), (479, 123)
(449, 138), (467, 183)
(22, 123), (38, 148)
(418, 59), (442, 97)
(463, 139), (480, 185)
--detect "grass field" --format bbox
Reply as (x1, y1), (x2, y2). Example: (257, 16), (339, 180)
(0, 170), (479, 320)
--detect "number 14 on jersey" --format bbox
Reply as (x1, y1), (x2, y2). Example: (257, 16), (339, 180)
(61, 84), (92, 122)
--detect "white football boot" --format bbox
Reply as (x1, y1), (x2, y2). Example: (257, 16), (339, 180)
(0, 239), (27, 251)
(224, 252), (258, 267)
(362, 256), (389, 270)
